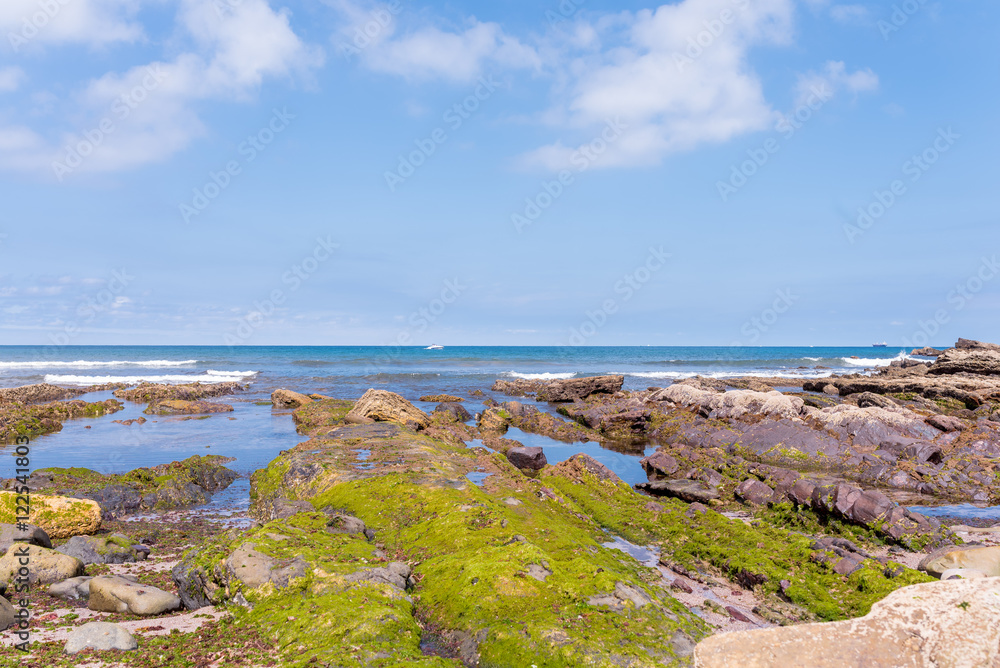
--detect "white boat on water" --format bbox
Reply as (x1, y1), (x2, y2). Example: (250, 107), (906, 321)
(872, 342), (888, 347)
(425, 344), (444, 350)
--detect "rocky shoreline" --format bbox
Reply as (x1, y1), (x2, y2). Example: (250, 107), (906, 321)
(1, 340), (1000, 665)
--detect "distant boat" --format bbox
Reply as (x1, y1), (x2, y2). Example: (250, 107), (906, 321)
(425, 344), (444, 350)
(873, 342), (888, 348)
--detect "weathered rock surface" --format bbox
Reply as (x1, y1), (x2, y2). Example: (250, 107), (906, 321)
(345, 389), (430, 430)
(144, 399), (234, 415)
(506, 446), (547, 471)
(0, 492), (101, 538)
(88, 575), (181, 615)
(49, 575), (94, 601)
(0, 383), (87, 405)
(693, 577), (1000, 667)
(536, 375), (625, 402)
(271, 388), (314, 409)
(433, 402), (472, 423)
(0, 544), (85, 584)
(911, 347), (944, 357)
(420, 394), (463, 403)
(114, 381), (242, 403)
(929, 347), (1000, 376)
(56, 533), (148, 565)
(64, 622), (138, 654)
(919, 545), (1000, 578)
(0, 595), (14, 631)
(0, 522), (51, 553)
(0, 398), (124, 443)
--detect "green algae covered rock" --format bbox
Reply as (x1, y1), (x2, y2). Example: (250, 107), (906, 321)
(0, 399), (124, 443)
(0, 491), (102, 538)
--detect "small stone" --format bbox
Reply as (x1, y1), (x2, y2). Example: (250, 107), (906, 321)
(671, 578), (694, 594)
(64, 622), (138, 655)
(725, 606), (754, 623)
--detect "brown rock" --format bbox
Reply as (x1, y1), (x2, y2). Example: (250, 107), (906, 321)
(506, 447), (547, 471)
(0, 492), (101, 538)
(926, 414), (966, 432)
(144, 399), (234, 415)
(536, 375), (624, 402)
(345, 389), (430, 430)
(271, 389), (314, 409)
(420, 394), (463, 402)
(735, 479), (774, 506)
(847, 490), (893, 524)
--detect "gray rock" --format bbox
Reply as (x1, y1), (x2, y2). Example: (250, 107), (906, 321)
(506, 446), (547, 471)
(0, 523), (51, 553)
(49, 576), (94, 601)
(735, 479), (774, 505)
(637, 479), (720, 504)
(0, 595), (14, 631)
(56, 534), (147, 565)
(88, 575), (181, 616)
(433, 402), (472, 422)
(344, 562), (412, 591)
(64, 622), (138, 654)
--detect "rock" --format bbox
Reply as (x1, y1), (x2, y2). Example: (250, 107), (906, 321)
(911, 347), (944, 357)
(919, 545), (1000, 577)
(0, 544), (85, 584)
(115, 381), (242, 403)
(477, 407), (510, 434)
(0, 492), (101, 539)
(88, 575), (182, 616)
(656, 386), (804, 421)
(344, 562), (411, 591)
(693, 577), (1000, 667)
(821, 384), (839, 396)
(506, 447), (547, 471)
(725, 606), (753, 623)
(49, 576), (94, 601)
(853, 392), (894, 409)
(433, 402), (472, 422)
(641, 451), (680, 480)
(735, 479), (775, 506)
(846, 490), (893, 524)
(956, 338), (1000, 351)
(271, 389), (314, 409)
(0, 523), (51, 552)
(929, 347), (1000, 376)
(0, 383), (87, 405)
(144, 399), (234, 415)
(536, 375), (624, 402)
(926, 414), (966, 432)
(636, 479), (720, 504)
(64, 622), (138, 655)
(420, 394), (463, 403)
(0, 596), (14, 631)
(551, 454), (622, 484)
(224, 543), (309, 590)
(345, 389), (430, 430)
(56, 534), (147, 565)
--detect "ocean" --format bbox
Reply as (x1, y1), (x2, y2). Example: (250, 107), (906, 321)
(0, 345), (923, 499)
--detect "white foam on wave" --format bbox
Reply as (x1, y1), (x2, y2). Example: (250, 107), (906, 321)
(841, 353), (908, 367)
(504, 371), (577, 380)
(0, 360), (198, 369)
(43, 370), (257, 386)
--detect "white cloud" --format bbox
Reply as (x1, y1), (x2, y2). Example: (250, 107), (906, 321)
(0, 0), (142, 51)
(794, 60), (878, 107)
(0, 66), (25, 92)
(521, 0), (797, 170)
(0, 0), (323, 177)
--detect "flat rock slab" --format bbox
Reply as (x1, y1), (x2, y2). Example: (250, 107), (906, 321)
(64, 621), (137, 655)
(920, 545), (1000, 577)
(636, 479), (720, 504)
(693, 577), (1000, 667)
(89, 575), (181, 616)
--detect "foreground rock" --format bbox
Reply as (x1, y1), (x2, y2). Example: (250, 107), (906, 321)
(64, 622), (138, 655)
(0, 545), (85, 584)
(0, 523), (51, 552)
(4, 455), (238, 518)
(693, 576), (1000, 667)
(89, 575), (181, 615)
(271, 388), (314, 409)
(920, 545), (1000, 578)
(56, 534), (148, 565)
(345, 389), (430, 430)
(0, 492), (101, 538)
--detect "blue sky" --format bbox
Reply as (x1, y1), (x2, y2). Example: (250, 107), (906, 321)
(0, 0), (997, 347)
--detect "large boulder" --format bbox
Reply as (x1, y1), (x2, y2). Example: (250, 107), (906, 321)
(271, 389), (314, 409)
(0, 544), (85, 584)
(506, 447), (547, 471)
(433, 402), (472, 423)
(919, 545), (1000, 578)
(693, 576), (1000, 667)
(345, 389), (430, 430)
(88, 575), (181, 616)
(0, 523), (51, 553)
(64, 622), (138, 655)
(956, 338), (1000, 352)
(0, 492), (101, 538)
(536, 375), (624, 402)
(929, 347), (1000, 376)
(56, 534), (148, 565)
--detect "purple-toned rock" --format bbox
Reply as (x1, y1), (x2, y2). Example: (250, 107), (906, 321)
(536, 375), (624, 402)
(735, 479), (774, 506)
(926, 415), (966, 432)
(788, 479), (817, 506)
(848, 490), (893, 524)
(506, 447), (547, 471)
(641, 451), (679, 480)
